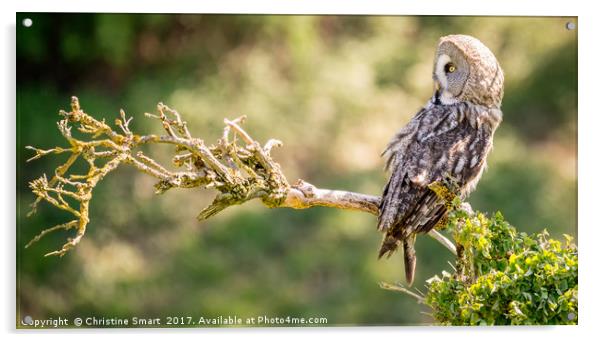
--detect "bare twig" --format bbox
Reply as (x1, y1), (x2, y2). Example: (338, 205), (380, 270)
(379, 282), (425, 303)
(25, 97), (457, 258)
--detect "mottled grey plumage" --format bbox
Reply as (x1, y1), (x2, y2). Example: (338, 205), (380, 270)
(377, 35), (504, 285)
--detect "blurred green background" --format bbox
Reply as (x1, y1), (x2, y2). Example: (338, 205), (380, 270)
(16, 14), (577, 326)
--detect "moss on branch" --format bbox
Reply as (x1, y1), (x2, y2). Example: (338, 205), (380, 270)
(26, 97), (456, 256)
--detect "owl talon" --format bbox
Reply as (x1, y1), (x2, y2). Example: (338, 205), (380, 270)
(433, 214), (449, 230)
(427, 176), (458, 210)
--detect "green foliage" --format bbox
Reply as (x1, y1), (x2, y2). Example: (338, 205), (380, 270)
(425, 208), (578, 325)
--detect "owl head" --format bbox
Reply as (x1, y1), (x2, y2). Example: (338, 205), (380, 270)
(432, 34), (504, 108)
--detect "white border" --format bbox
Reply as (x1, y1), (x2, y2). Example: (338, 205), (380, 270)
(3, 1), (600, 341)
(10, 0), (581, 16)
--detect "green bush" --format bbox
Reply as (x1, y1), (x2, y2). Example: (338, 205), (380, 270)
(425, 207), (578, 325)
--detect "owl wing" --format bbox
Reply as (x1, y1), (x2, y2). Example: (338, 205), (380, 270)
(378, 104), (457, 233)
(377, 104), (494, 256)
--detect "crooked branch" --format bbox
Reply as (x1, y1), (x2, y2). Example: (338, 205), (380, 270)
(24, 97), (456, 257)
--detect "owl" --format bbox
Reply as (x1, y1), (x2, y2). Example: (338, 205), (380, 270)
(377, 34), (504, 285)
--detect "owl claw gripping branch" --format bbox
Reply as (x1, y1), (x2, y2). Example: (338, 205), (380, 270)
(377, 35), (504, 286)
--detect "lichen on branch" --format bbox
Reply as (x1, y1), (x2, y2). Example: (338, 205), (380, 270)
(25, 97), (455, 257)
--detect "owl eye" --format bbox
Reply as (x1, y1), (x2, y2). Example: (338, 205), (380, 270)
(444, 63), (456, 73)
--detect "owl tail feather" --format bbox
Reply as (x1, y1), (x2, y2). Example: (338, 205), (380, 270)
(403, 236), (417, 286)
(377, 234), (399, 259)
(377, 233), (417, 286)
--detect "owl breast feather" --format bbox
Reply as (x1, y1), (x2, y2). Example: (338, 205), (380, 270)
(378, 101), (501, 233)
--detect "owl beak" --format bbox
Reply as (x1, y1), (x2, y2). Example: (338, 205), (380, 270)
(433, 80), (442, 105)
